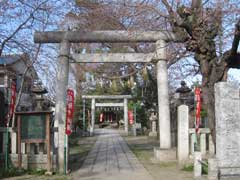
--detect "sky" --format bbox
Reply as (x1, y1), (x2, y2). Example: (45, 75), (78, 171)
(1, 0), (240, 95)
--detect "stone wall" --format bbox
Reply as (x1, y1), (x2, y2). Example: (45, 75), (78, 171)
(10, 154), (57, 170)
(215, 82), (240, 176)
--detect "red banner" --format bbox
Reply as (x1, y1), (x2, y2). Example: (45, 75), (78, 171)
(99, 113), (104, 123)
(128, 110), (134, 125)
(195, 87), (201, 134)
(5, 81), (17, 126)
(66, 89), (74, 135)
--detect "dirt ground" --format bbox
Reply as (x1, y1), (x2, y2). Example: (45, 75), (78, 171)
(1, 130), (210, 180)
(123, 134), (208, 180)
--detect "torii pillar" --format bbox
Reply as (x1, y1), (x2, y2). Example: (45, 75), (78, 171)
(124, 98), (128, 133)
(90, 98), (95, 136)
(154, 40), (176, 161)
(54, 40), (70, 173)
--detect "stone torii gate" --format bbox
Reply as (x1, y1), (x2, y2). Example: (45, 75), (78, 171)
(82, 95), (132, 135)
(34, 30), (176, 173)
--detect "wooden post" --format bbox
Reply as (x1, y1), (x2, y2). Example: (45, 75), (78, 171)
(17, 115), (22, 169)
(46, 114), (51, 173)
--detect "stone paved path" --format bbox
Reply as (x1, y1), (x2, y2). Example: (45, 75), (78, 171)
(73, 129), (153, 180)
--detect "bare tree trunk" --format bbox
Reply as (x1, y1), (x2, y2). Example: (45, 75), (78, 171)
(202, 84), (216, 147)
(11, 44), (41, 127)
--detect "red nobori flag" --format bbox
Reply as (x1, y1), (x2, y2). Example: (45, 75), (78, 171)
(195, 87), (201, 134)
(66, 89), (74, 135)
(5, 81), (17, 126)
(128, 110), (134, 125)
(99, 113), (104, 123)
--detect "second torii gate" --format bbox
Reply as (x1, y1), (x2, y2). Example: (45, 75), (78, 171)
(82, 95), (132, 135)
(34, 30), (175, 173)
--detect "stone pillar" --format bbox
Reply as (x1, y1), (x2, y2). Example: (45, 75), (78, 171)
(90, 98), (95, 136)
(11, 132), (17, 154)
(215, 82), (240, 175)
(190, 133), (196, 156)
(39, 143), (44, 155)
(177, 105), (189, 164)
(152, 121), (157, 133)
(21, 142), (26, 154)
(55, 40), (70, 173)
(208, 135), (215, 156)
(154, 40), (176, 162)
(83, 99), (86, 131)
(208, 158), (218, 180)
(30, 144), (35, 154)
(156, 40), (171, 149)
(133, 106), (137, 136)
(194, 152), (202, 178)
(151, 121), (157, 136)
(124, 98), (128, 133)
(200, 134), (206, 156)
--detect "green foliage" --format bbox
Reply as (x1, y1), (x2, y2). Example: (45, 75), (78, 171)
(0, 167), (24, 178)
(202, 162), (208, 175)
(182, 164), (194, 172)
(200, 109), (207, 118)
(27, 169), (47, 175)
(181, 163), (208, 174)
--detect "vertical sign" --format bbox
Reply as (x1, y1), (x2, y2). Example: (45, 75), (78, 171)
(128, 110), (134, 125)
(6, 81), (16, 125)
(66, 89), (74, 135)
(195, 87), (201, 134)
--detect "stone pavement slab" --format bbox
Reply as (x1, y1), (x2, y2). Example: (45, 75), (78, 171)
(73, 129), (153, 180)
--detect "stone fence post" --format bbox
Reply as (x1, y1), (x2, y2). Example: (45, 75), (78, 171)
(215, 82), (240, 176)
(177, 105), (189, 164)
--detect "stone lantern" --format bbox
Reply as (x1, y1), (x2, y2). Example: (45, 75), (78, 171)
(149, 107), (158, 137)
(175, 81), (192, 105)
(31, 81), (48, 111)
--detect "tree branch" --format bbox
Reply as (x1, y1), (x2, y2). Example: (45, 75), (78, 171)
(0, 0), (48, 56)
(231, 19), (240, 55)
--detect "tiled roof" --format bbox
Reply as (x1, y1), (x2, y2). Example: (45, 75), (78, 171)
(0, 55), (22, 65)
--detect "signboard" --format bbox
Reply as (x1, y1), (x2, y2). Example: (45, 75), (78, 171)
(16, 111), (52, 170)
(66, 89), (74, 135)
(20, 114), (46, 141)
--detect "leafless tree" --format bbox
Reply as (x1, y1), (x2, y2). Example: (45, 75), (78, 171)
(67, 0), (240, 145)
